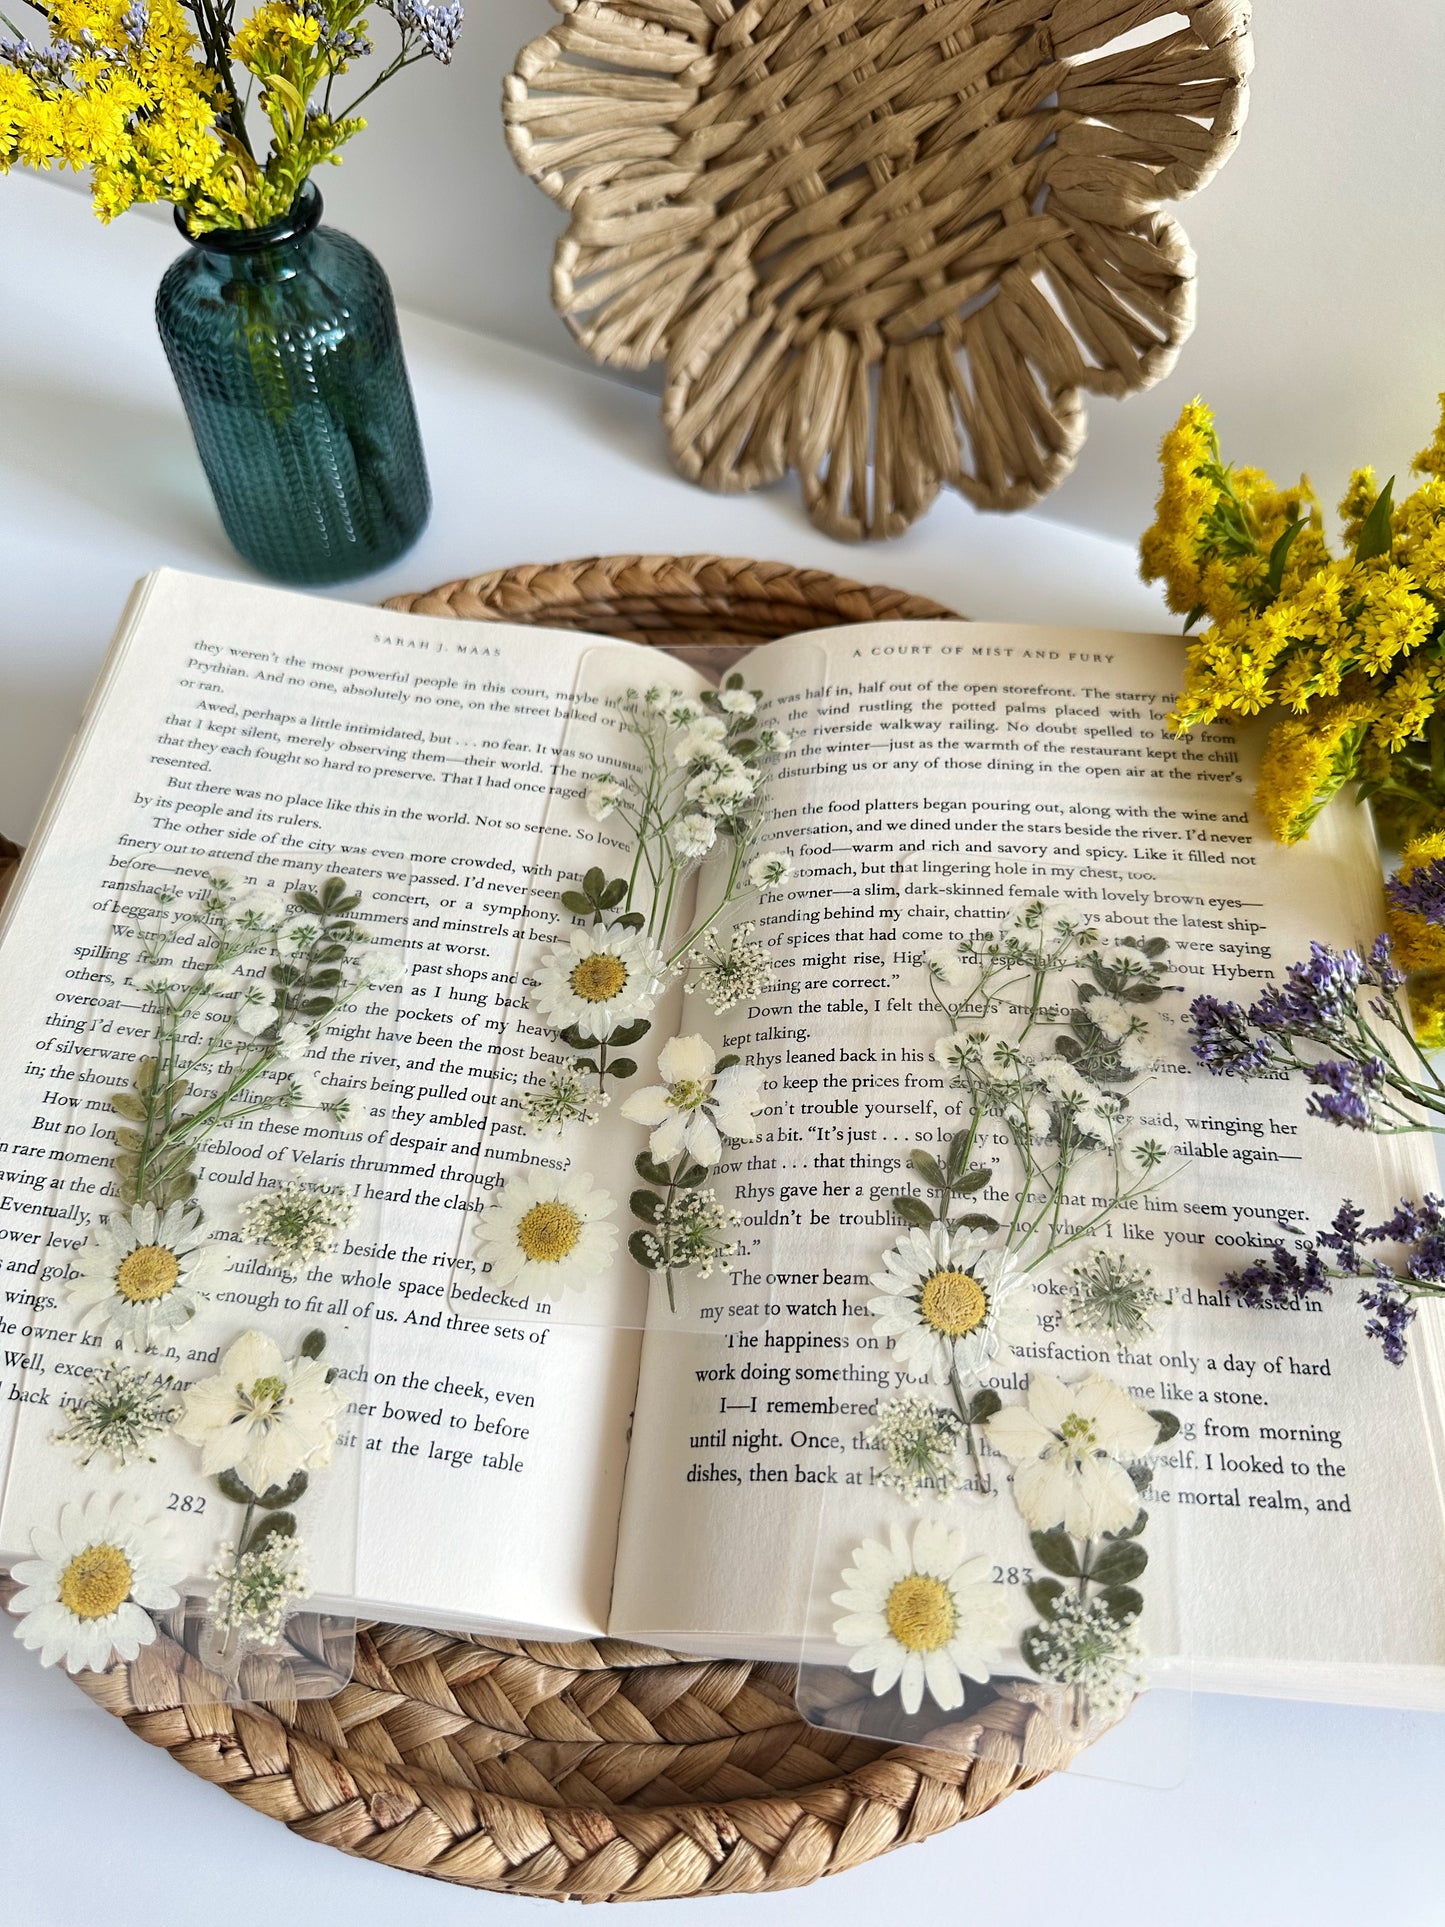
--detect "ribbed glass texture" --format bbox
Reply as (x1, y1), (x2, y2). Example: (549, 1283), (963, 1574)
(156, 184), (430, 586)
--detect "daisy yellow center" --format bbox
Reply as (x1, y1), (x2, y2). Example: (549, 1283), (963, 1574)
(885, 1574), (956, 1653)
(115, 1244), (180, 1303)
(58, 1543), (133, 1620)
(919, 1269), (987, 1337)
(570, 954), (628, 1002)
(517, 1201), (583, 1263)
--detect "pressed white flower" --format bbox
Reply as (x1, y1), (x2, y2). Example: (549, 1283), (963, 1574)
(866, 1392), (965, 1503)
(758, 726), (791, 753)
(620, 1035), (763, 1166)
(355, 949), (404, 988)
(518, 1064), (608, 1138)
(747, 851), (792, 890)
(203, 966), (248, 995)
(685, 922), (773, 1014)
(832, 1519), (1007, 1715)
(279, 1068), (325, 1110)
(987, 1373), (1161, 1537)
(208, 1533), (309, 1647)
(637, 1184), (739, 1279)
(65, 1202), (225, 1350)
(233, 985), (274, 1036)
(226, 888), (288, 929)
(1062, 1247), (1164, 1345)
(1086, 994), (1135, 1042)
(53, 1358), (181, 1468)
(669, 813), (718, 860)
(684, 755), (756, 808)
(203, 863), (239, 891)
(672, 718), (729, 765)
(718, 687), (757, 716)
(927, 945), (970, 988)
(531, 924), (666, 1041)
(585, 776), (624, 821)
(473, 1169), (618, 1293)
(240, 1180), (356, 1272)
(868, 1224), (1033, 1384)
(274, 1021), (311, 1059)
(666, 695), (703, 726)
(8, 1492), (183, 1674)
(174, 1330), (346, 1494)
(1027, 1594), (1143, 1717)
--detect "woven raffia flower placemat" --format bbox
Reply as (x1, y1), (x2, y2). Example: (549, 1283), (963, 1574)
(4, 553), (1101, 1900)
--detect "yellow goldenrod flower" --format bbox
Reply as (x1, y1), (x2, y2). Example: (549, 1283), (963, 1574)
(1385, 834), (1445, 976)
(1255, 701), (1373, 846)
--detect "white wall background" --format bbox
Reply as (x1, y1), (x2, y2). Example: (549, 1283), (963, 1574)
(53, 1), (1445, 549)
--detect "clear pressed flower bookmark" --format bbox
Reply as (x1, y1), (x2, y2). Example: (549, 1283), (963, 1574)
(444, 638), (823, 1338)
(792, 1355), (1197, 1788)
(0, 853), (412, 1701)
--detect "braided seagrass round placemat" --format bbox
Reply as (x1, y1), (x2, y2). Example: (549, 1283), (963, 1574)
(12, 554), (1106, 1900)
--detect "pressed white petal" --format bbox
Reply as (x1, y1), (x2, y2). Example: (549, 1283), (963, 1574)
(650, 1114), (689, 1162)
(1027, 1373), (1078, 1433)
(684, 1112), (723, 1166)
(658, 1034), (715, 1084)
(620, 1087), (672, 1128)
(923, 1648), (965, 1711)
(1013, 1456), (1074, 1532)
(1069, 1455), (1143, 1538)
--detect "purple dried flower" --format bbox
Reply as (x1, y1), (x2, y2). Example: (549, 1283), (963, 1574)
(1250, 942), (1363, 1036)
(1187, 995), (1275, 1074)
(1386, 855), (1445, 926)
(379, 0), (463, 61)
(1304, 1056), (1385, 1129)
(1358, 1280), (1414, 1366)
(1221, 1240), (1331, 1310)
(1366, 933), (1405, 992)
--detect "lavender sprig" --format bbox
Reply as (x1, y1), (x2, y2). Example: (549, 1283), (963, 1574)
(1220, 1197), (1445, 1366)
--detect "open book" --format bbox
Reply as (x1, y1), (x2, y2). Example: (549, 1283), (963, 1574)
(1, 569), (1442, 1711)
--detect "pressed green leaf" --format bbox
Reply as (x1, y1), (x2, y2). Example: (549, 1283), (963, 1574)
(606, 1056), (638, 1080)
(300, 1329), (327, 1359)
(292, 891), (325, 916)
(600, 879), (628, 910)
(1098, 1585), (1145, 1624)
(1026, 1578), (1065, 1618)
(714, 1053), (740, 1072)
(730, 737), (758, 759)
(575, 1059), (600, 1076)
(630, 1189), (661, 1224)
(134, 1057), (157, 1094)
(1019, 1625), (1051, 1675)
(1030, 1528), (1080, 1578)
(1106, 1508), (1147, 1541)
(613, 911), (646, 932)
(110, 1092), (147, 1121)
(724, 671), (745, 690)
(558, 1024), (589, 1049)
(1087, 1539), (1148, 1587)
(953, 1213), (999, 1233)
(636, 1153), (671, 1186)
(1354, 476), (1396, 563)
(967, 1388), (1002, 1424)
(582, 866), (607, 903)
(1142, 937), (1169, 959)
(909, 1149), (947, 1190)
(607, 1019), (652, 1047)
(216, 1468), (258, 1506)
(676, 1164), (709, 1189)
(560, 891), (593, 917)
(253, 1470), (309, 1510)
(891, 1194), (935, 1229)
(1150, 1408), (1181, 1444)
(1265, 516), (1305, 595)
(244, 1511), (298, 1555)
(628, 1228), (662, 1270)
(956, 1165), (993, 1194)
(114, 1126), (143, 1153)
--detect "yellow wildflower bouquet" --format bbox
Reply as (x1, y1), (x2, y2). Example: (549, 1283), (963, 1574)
(0, 0), (461, 232)
(1140, 396), (1445, 846)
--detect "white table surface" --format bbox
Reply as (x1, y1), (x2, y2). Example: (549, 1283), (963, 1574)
(0, 170), (1439, 1925)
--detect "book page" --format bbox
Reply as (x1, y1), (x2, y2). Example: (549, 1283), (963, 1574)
(0, 569), (706, 1637)
(609, 622), (1445, 1705)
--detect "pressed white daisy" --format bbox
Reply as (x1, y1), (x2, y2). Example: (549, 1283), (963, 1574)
(240, 1180), (356, 1272)
(585, 776), (624, 821)
(832, 1518), (1006, 1715)
(986, 1373), (1161, 1537)
(474, 1169), (618, 1293)
(669, 812), (718, 860)
(65, 1202), (226, 1350)
(747, 851), (791, 890)
(868, 1224), (1033, 1384)
(620, 1035), (763, 1166)
(530, 924), (666, 1041)
(174, 1329), (346, 1494)
(672, 718), (729, 765)
(718, 686), (757, 717)
(8, 1492), (183, 1674)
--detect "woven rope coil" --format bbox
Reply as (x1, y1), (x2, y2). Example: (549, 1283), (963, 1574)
(7, 556), (1110, 1901)
(504, 0), (1252, 539)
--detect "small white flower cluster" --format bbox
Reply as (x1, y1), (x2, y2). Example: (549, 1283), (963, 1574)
(52, 1357), (181, 1468)
(240, 1180), (357, 1273)
(641, 1185), (741, 1279)
(1062, 1246), (1165, 1345)
(207, 1532), (310, 1647)
(518, 1064), (610, 1139)
(866, 1392), (965, 1503)
(1027, 1594), (1143, 1718)
(685, 922), (774, 1014)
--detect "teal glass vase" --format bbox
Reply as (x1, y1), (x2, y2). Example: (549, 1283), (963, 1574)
(156, 184), (430, 586)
